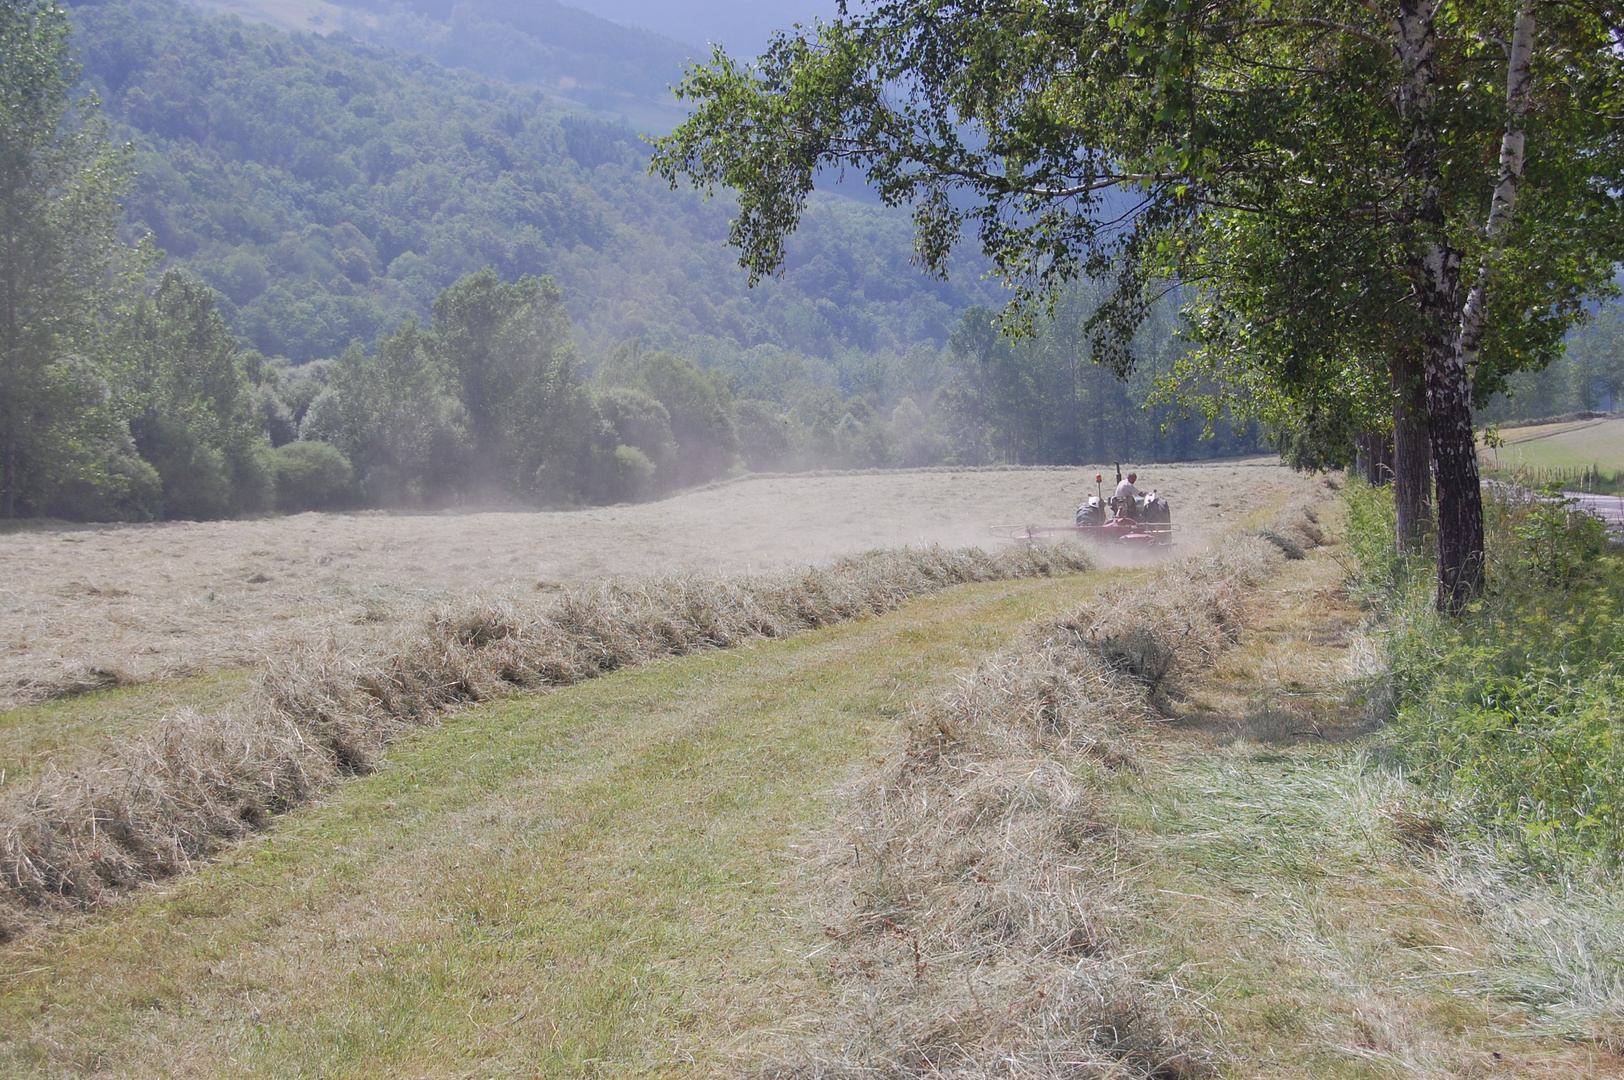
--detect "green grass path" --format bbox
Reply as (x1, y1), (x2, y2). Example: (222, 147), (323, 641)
(1102, 548), (1624, 1078)
(0, 570), (1113, 1078)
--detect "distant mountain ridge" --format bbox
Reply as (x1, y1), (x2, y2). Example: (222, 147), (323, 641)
(561, 0), (839, 58)
(180, 0), (696, 130)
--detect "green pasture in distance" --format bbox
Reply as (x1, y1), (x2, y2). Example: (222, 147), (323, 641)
(1481, 416), (1624, 481)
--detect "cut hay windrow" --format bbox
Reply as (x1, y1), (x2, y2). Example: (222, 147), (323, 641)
(0, 543), (1092, 935)
(762, 536), (1283, 1078)
(1253, 492), (1329, 560)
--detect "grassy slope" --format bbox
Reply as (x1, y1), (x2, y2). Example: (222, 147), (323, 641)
(0, 571), (1120, 1077)
(4, 523), (1622, 1076)
(1483, 417), (1624, 473)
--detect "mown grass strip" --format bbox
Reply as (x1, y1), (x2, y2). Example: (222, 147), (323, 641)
(1115, 541), (1624, 1078)
(746, 537), (1290, 1076)
(0, 670), (256, 785)
(0, 570), (1110, 1078)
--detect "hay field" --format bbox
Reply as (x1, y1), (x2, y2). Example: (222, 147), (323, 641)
(1483, 415), (1624, 473)
(0, 461), (1316, 708)
(7, 506), (1610, 1077)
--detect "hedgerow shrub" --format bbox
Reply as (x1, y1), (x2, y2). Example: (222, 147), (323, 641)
(270, 441), (353, 512)
(1354, 481), (1624, 867)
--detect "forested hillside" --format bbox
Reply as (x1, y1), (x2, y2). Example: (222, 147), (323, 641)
(70, 0), (995, 366)
(185, 0), (699, 131)
(312, 0), (697, 129)
(2, 0), (1266, 525)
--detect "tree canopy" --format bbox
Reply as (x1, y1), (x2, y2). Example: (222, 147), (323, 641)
(0, 0), (143, 519)
(654, 0), (1624, 610)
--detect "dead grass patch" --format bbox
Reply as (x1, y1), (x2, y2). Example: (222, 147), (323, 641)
(0, 669), (257, 787)
(37, 665), (135, 700)
(0, 543), (1091, 936)
(1251, 494), (1331, 561)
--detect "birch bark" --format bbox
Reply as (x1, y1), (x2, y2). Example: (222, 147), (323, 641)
(1389, 0), (1536, 610)
(1459, 11), (1537, 366)
(1421, 10), (1535, 610)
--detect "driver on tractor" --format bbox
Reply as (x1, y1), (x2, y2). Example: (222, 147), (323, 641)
(1111, 472), (1141, 521)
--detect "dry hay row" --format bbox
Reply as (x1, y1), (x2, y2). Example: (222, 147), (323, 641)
(766, 535), (1287, 1079)
(0, 543), (1094, 938)
(1253, 491), (1330, 561)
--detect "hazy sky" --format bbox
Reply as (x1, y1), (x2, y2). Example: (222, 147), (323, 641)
(561, 0), (843, 57)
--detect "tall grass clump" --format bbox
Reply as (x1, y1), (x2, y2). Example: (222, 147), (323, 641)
(764, 538), (1281, 1078)
(0, 543), (1093, 935)
(1341, 479), (1406, 605)
(1351, 482), (1624, 868)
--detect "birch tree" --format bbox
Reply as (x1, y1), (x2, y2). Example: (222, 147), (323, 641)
(653, 0), (1624, 611)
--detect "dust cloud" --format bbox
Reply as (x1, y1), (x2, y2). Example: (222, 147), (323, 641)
(0, 461), (1322, 706)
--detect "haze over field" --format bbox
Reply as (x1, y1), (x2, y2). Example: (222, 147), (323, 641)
(0, 462), (1312, 706)
(563, 0), (838, 55)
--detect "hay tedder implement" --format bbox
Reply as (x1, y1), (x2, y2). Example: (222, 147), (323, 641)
(991, 465), (1176, 551)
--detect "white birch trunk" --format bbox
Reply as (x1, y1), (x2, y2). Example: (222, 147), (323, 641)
(1458, 10), (1538, 367)
(1390, 0), (1495, 610)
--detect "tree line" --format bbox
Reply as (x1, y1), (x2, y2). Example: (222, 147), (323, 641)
(1476, 302), (1624, 424)
(6, 253), (1262, 521)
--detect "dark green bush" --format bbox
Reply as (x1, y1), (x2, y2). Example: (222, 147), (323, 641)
(270, 441), (353, 512)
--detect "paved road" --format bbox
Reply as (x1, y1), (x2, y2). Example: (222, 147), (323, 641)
(1484, 479), (1624, 534)
(1565, 492), (1624, 533)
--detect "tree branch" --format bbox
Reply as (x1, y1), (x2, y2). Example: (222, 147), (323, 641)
(1209, 17), (1388, 47)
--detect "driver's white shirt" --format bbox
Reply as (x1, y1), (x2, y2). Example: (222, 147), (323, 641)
(1115, 479), (1140, 503)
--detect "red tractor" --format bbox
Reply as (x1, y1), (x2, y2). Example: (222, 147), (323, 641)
(993, 465), (1175, 549)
